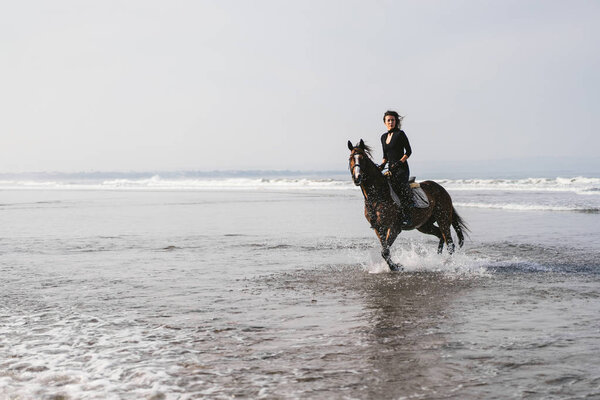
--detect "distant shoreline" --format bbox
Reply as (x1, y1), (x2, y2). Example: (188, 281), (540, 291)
(2, 155), (599, 181)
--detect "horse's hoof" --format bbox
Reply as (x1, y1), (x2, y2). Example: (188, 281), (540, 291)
(389, 264), (404, 272)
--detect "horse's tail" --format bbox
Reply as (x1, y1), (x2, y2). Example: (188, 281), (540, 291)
(452, 207), (470, 248)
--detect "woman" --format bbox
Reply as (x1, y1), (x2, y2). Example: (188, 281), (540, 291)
(378, 110), (413, 225)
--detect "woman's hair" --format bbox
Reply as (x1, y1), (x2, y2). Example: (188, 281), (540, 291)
(383, 110), (404, 129)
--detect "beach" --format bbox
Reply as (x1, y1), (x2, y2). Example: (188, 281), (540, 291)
(1, 175), (600, 399)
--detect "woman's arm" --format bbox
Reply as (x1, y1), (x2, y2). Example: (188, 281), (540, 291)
(400, 130), (412, 162)
(380, 135), (388, 168)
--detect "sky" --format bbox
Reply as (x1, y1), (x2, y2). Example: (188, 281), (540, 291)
(1, 0), (599, 173)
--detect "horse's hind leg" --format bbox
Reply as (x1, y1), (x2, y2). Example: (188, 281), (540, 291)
(417, 221), (445, 254)
(439, 222), (455, 254)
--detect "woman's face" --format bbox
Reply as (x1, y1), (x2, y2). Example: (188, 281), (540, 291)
(384, 115), (397, 131)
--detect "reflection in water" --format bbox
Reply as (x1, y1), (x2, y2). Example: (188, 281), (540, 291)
(254, 267), (477, 398)
(358, 273), (473, 399)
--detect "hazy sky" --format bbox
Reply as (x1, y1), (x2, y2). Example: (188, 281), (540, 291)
(1, 0), (599, 172)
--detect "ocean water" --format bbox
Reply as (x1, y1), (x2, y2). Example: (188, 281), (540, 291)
(1, 173), (600, 399)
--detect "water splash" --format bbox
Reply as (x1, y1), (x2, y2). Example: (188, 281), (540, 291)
(362, 240), (491, 276)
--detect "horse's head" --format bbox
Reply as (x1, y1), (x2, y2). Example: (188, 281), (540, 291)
(347, 139), (374, 186)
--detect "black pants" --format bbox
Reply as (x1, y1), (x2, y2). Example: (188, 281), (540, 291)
(390, 162), (409, 184)
(389, 162), (413, 208)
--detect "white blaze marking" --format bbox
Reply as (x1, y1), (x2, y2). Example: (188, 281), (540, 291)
(354, 155), (361, 179)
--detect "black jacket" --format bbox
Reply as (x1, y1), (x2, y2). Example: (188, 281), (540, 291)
(381, 129), (412, 167)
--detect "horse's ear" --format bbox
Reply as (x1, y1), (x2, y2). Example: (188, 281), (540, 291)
(347, 140), (354, 151)
(359, 139), (365, 149)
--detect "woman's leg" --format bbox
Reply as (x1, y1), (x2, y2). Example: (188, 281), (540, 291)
(391, 164), (413, 225)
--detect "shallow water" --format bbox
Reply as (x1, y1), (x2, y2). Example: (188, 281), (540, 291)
(1, 188), (600, 399)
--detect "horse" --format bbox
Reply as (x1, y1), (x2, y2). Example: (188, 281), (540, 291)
(348, 139), (468, 271)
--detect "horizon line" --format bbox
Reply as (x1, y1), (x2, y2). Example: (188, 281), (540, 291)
(1, 155), (599, 175)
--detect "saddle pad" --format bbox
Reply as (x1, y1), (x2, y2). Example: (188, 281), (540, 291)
(388, 182), (430, 209)
(411, 187), (429, 208)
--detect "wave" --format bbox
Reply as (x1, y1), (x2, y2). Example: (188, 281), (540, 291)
(454, 202), (600, 213)
(437, 176), (600, 194)
(101, 176), (353, 190)
(0, 176), (354, 191)
(0, 174), (599, 193)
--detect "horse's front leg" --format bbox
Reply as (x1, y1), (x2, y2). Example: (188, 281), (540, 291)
(376, 227), (402, 271)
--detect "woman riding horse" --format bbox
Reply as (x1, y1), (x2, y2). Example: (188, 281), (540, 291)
(378, 111), (413, 226)
(348, 139), (468, 271)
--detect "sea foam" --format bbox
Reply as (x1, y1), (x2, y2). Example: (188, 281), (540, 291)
(454, 202), (600, 213)
(1, 174), (599, 193)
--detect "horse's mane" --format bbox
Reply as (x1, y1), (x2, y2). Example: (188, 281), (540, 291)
(349, 142), (374, 160)
(361, 143), (374, 159)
